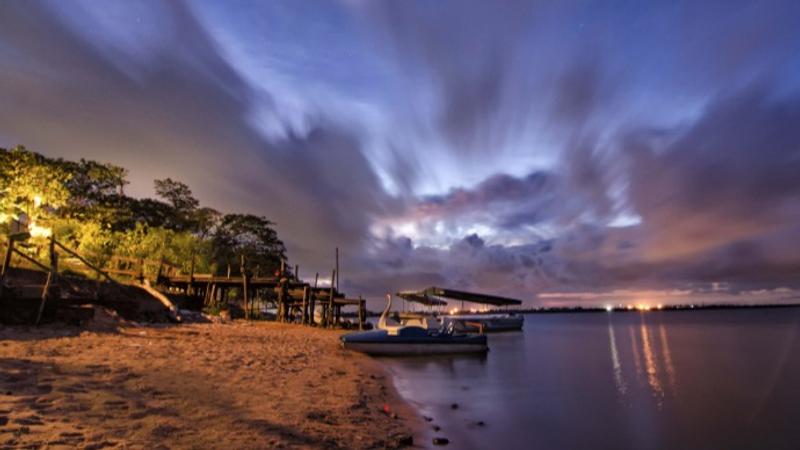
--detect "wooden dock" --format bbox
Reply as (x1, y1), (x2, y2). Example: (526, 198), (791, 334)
(1, 235), (367, 328)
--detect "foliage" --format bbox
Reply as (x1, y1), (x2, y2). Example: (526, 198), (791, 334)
(0, 146), (71, 229)
(0, 145), (286, 276)
(212, 214), (287, 275)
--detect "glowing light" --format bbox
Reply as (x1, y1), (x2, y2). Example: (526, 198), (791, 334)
(33, 195), (43, 208)
(637, 304), (651, 311)
(0, 213), (9, 223)
(605, 305), (613, 312)
(627, 305), (634, 310)
(657, 304), (664, 310)
(29, 222), (52, 238)
(449, 308), (459, 315)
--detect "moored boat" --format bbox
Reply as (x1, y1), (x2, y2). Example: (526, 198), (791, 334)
(443, 313), (524, 332)
(340, 327), (488, 356)
(340, 294), (488, 356)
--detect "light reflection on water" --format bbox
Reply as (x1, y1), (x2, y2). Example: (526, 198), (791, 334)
(607, 320), (627, 396)
(381, 308), (800, 450)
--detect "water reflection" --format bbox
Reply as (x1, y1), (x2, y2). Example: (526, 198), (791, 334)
(607, 321), (628, 396)
(629, 325), (644, 385)
(383, 310), (800, 450)
(640, 318), (664, 405)
(611, 316), (679, 406)
(659, 324), (678, 395)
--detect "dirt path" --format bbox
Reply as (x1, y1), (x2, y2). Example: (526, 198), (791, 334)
(0, 321), (420, 449)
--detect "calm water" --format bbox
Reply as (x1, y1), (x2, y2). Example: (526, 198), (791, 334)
(381, 308), (800, 450)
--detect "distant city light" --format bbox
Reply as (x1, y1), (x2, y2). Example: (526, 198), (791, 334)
(605, 305), (613, 312)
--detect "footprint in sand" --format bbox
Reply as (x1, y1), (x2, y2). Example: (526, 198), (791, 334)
(60, 383), (88, 394)
(14, 414), (45, 426)
(103, 399), (130, 411)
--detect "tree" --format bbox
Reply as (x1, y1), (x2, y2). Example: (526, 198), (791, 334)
(0, 146), (71, 235)
(154, 178), (199, 213)
(153, 178), (201, 232)
(58, 158), (129, 225)
(212, 214), (286, 275)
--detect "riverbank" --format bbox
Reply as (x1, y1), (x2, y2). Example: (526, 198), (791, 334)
(0, 318), (421, 449)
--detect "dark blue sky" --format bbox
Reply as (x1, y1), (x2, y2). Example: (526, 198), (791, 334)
(2, 0), (799, 305)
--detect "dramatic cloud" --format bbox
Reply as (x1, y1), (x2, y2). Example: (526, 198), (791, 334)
(2, 0), (799, 306)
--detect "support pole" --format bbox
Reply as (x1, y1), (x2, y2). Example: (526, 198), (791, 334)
(1, 236), (15, 298)
(188, 252), (196, 296)
(358, 296), (365, 330)
(327, 269), (336, 328)
(302, 286), (309, 324)
(36, 237), (57, 325)
(241, 255), (249, 320)
(137, 257), (145, 284)
(335, 247), (339, 291)
(309, 290), (317, 326)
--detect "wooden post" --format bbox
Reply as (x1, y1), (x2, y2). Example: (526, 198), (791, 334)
(155, 258), (164, 285)
(226, 263), (231, 279)
(327, 269), (336, 328)
(294, 264), (299, 281)
(335, 247), (339, 291)
(309, 290), (317, 326)
(277, 280), (285, 323)
(358, 296), (365, 330)
(302, 286), (309, 324)
(241, 255), (249, 320)
(36, 237), (58, 325)
(188, 252), (196, 296)
(0, 236), (14, 297)
(137, 257), (145, 284)
(208, 283), (216, 307)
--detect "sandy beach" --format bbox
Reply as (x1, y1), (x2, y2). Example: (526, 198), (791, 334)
(0, 317), (420, 449)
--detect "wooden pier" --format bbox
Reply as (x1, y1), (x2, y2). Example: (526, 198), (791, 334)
(1, 234), (367, 328)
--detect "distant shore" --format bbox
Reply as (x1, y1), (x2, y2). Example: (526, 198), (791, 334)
(348, 302), (800, 318)
(0, 319), (421, 449)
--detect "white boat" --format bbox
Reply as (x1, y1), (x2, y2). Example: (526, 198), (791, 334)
(340, 294), (488, 355)
(394, 286), (525, 333)
(443, 313), (524, 332)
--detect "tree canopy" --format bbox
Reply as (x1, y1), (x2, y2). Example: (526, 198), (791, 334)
(0, 145), (287, 275)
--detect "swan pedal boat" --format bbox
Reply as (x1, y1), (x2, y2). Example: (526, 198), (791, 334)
(340, 294), (488, 356)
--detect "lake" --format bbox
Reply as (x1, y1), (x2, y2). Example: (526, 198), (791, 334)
(381, 308), (800, 449)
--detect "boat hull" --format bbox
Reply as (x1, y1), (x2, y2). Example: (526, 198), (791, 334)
(341, 328), (488, 356)
(445, 314), (524, 332)
(341, 341), (487, 356)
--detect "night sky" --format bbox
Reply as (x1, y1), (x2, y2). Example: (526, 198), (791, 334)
(2, 1), (800, 306)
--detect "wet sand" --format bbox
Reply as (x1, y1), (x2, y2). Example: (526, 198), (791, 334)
(0, 319), (421, 449)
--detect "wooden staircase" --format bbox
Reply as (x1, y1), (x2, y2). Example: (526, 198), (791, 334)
(1, 235), (179, 325)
